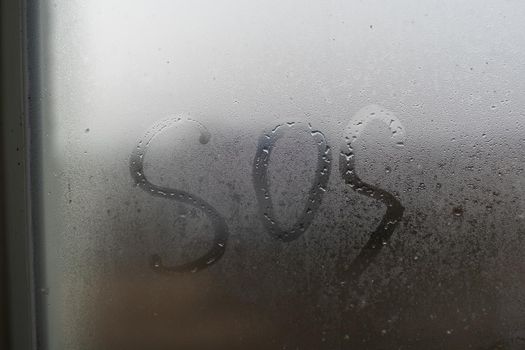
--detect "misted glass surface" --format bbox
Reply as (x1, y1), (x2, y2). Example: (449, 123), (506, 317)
(31, 1), (525, 349)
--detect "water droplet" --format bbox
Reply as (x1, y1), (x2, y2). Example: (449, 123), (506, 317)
(452, 206), (464, 217)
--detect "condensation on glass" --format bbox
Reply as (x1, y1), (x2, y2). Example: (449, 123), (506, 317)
(31, 1), (525, 349)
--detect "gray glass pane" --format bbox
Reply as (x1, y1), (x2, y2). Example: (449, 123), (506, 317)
(30, 1), (525, 349)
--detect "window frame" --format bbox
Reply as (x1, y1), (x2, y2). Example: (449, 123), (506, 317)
(1, 0), (38, 349)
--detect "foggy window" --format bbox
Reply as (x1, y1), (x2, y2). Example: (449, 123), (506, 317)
(28, 1), (525, 349)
